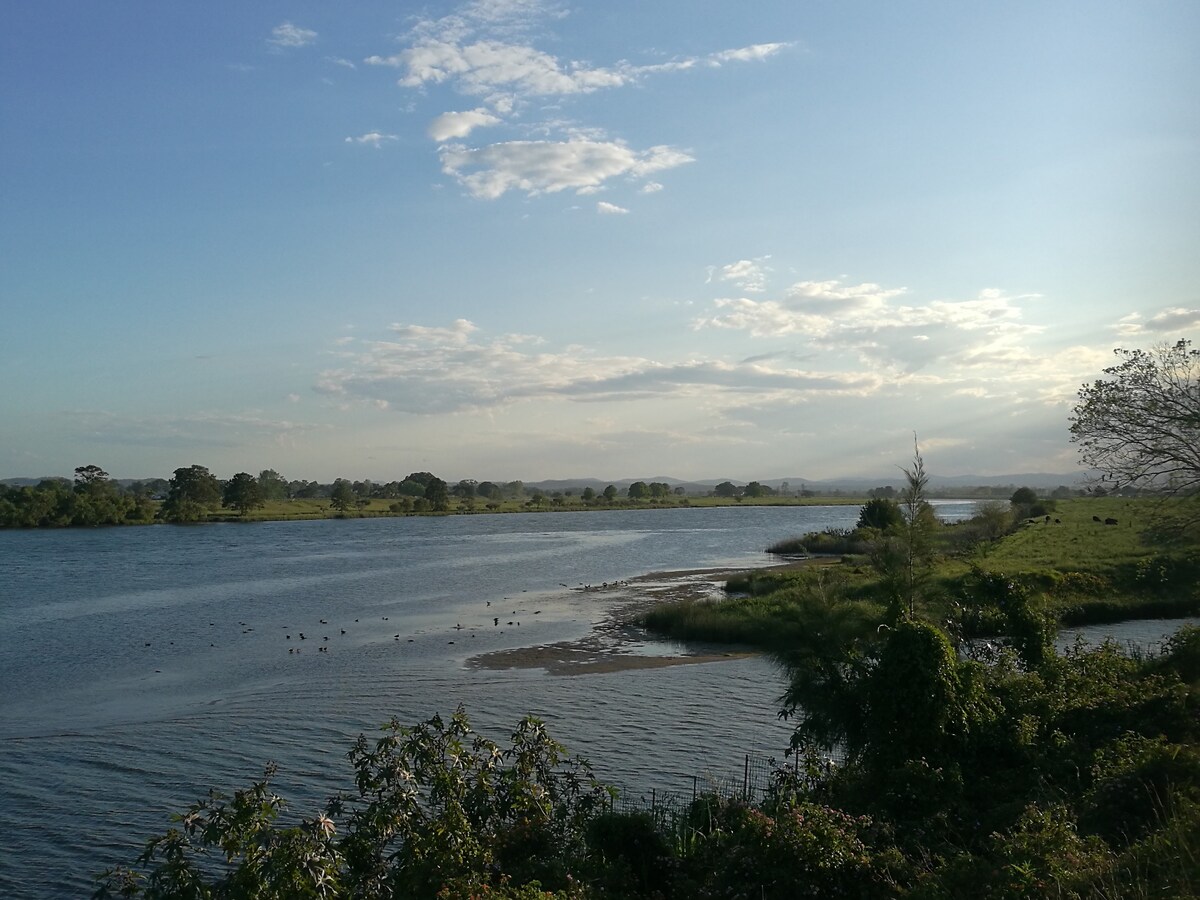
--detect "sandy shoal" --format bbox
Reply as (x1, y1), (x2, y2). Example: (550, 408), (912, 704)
(466, 561), (814, 676)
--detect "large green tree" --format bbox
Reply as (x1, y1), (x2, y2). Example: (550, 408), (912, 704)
(223, 472), (265, 516)
(329, 478), (354, 512)
(424, 476), (449, 511)
(257, 469), (289, 500)
(159, 465), (221, 522)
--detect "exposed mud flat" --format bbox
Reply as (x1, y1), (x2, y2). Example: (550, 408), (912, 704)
(468, 566), (766, 675)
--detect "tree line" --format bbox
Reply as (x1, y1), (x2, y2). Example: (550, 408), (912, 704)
(0, 465), (692, 527)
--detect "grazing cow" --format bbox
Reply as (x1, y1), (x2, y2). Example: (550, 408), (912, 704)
(1044, 515), (1052, 523)
(1054, 518), (1061, 524)
(1093, 515), (1102, 522)
(1104, 517), (1118, 526)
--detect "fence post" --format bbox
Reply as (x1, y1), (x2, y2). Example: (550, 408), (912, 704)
(743, 755), (750, 801)
(651, 788), (656, 813)
(692, 774), (697, 804)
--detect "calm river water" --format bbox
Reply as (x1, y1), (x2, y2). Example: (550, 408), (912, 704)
(4, 502), (978, 895)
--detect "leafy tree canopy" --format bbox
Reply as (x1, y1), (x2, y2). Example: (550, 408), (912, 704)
(1071, 339), (1200, 496)
(856, 497), (903, 531)
(223, 472), (265, 516)
(160, 465), (221, 523)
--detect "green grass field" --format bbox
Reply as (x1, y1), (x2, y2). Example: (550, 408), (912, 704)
(200, 493), (869, 522)
(644, 496), (1200, 647)
(953, 497), (1166, 576)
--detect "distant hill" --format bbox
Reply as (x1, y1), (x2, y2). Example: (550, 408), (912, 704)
(522, 471), (1090, 494)
(4, 471), (1090, 494)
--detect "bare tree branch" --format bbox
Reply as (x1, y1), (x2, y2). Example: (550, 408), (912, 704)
(1070, 339), (1200, 496)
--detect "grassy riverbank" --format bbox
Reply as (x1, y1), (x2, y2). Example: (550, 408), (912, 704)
(195, 494), (869, 523)
(643, 496), (1200, 648)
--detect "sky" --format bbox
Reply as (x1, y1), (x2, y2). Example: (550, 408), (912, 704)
(2, 0), (1198, 484)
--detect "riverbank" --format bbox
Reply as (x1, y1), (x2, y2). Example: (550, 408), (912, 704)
(468, 566), (775, 675)
(0, 491), (875, 529)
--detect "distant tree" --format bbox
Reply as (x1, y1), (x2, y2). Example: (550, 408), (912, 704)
(73, 464), (110, 488)
(402, 472), (437, 488)
(353, 480), (374, 499)
(477, 481), (501, 500)
(290, 480), (322, 499)
(602, 485), (618, 503)
(628, 481), (649, 500)
(329, 479), (354, 513)
(869, 486), (897, 499)
(257, 469), (289, 500)
(780, 480), (790, 497)
(160, 465), (221, 523)
(714, 481), (737, 498)
(68, 464), (135, 525)
(453, 480), (477, 500)
(425, 477), (449, 511)
(972, 499), (1013, 542)
(503, 480), (525, 500)
(1010, 487), (1038, 507)
(223, 472), (265, 516)
(581, 487), (596, 503)
(127, 478), (169, 499)
(744, 481), (767, 498)
(649, 482), (671, 499)
(396, 479), (426, 498)
(1071, 339), (1200, 496)
(856, 497), (903, 531)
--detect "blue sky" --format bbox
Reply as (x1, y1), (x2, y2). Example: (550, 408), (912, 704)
(3, 0), (1197, 483)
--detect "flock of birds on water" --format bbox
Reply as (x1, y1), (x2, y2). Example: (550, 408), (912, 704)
(137, 580), (631, 670)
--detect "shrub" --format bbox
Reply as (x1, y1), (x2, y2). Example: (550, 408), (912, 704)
(95, 708), (611, 899)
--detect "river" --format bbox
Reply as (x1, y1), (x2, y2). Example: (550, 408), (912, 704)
(3, 501), (977, 895)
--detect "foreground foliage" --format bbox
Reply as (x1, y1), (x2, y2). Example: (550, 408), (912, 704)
(98, 626), (1200, 897)
(97, 708), (611, 899)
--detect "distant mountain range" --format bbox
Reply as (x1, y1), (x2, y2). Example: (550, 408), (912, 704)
(523, 471), (1090, 493)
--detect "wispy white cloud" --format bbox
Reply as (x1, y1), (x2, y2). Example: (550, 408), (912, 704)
(691, 276), (1110, 401)
(368, 23), (789, 99)
(438, 139), (693, 198)
(345, 132), (399, 147)
(597, 201), (628, 215)
(357, 0), (789, 203)
(711, 257), (771, 293)
(709, 43), (790, 64)
(327, 56), (356, 69)
(268, 22), (317, 51)
(640, 181), (664, 194)
(1113, 307), (1200, 337)
(428, 108), (503, 141)
(315, 319), (880, 415)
